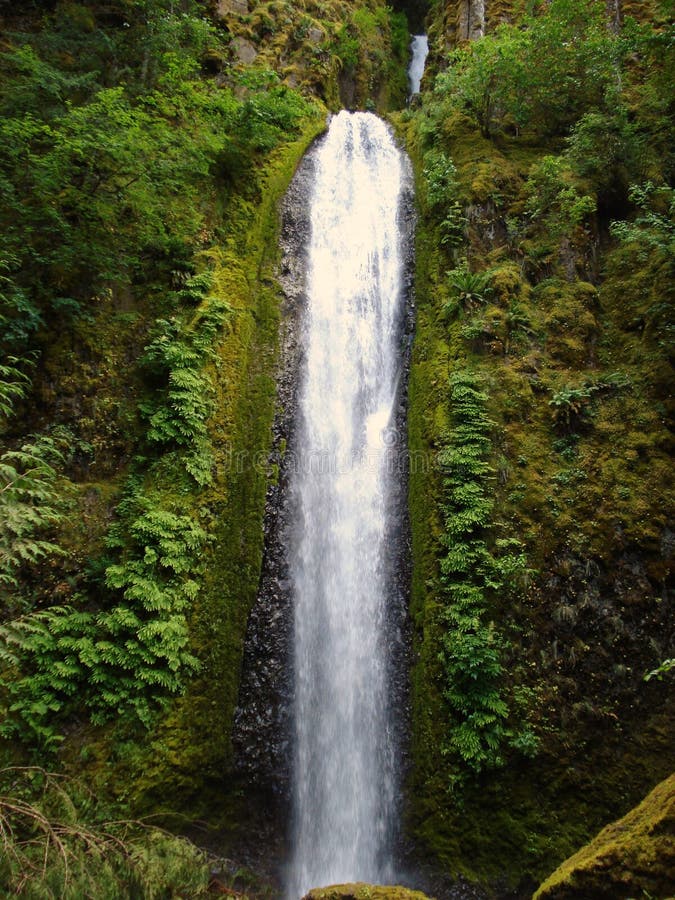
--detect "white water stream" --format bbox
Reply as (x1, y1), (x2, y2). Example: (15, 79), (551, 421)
(287, 111), (409, 897)
(408, 35), (429, 96)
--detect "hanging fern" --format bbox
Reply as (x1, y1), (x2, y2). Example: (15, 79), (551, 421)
(437, 370), (530, 789)
(139, 275), (231, 486)
(0, 435), (67, 590)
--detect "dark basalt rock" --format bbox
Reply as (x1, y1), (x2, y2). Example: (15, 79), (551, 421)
(231, 131), (319, 801)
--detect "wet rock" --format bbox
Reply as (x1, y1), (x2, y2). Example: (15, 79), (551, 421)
(232, 134), (319, 797)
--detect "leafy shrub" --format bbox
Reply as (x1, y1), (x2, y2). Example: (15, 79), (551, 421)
(611, 182), (675, 259)
(524, 156), (596, 238)
(235, 70), (314, 152)
(566, 109), (642, 191)
(429, 0), (621, 139)
(422, 149), (465, 247)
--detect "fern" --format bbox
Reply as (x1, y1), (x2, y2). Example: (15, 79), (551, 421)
(437, 371), (528, 787)
(139, 275), (229, 485)
(0, 435), (67, 590)
(1, 478), (207, 745)
(0, 766), (210, 896)
(443, 262), (492, 316)
(0, 356), (32, 423)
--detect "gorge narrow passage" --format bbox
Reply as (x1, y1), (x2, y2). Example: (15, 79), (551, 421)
(287, 111), (412, 897)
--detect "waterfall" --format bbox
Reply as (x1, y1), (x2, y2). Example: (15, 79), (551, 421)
(408, 35), (429, 96)
(287, 111), (410, 897)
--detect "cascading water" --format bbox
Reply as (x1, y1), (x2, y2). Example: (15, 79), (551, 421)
(408, 35), (429, 96)
(287, 111), (410, 897)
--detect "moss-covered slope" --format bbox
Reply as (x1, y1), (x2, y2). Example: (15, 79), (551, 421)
(211, 0), (410, 110)
(534, 773), (675, 899)
(396, 0), (674, 891)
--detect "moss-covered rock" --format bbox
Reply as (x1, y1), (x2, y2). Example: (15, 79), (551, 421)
(534, 773), (675, 900)
(212, 0), (410, 111)
(302, 884), (434, 900)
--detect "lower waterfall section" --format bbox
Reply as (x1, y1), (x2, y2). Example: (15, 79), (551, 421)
(287, 111), (412, 897)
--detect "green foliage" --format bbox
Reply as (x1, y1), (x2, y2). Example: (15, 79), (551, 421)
(549, 372), (631, 431)
(0, 766), (210, 897)
(404, 0), (674, 882)
(328, 5), (409, 106)
(524, 156), (596, 238)
(0, 435), (67, 594)
(429, 0), (621, 139)
(234, 70), (315, 152)
(422, 149), (465, 246)
(0, 267), (227, 747)
(0, 355), (32, 425)
(566, 109), (642, 191)
(139, 272), (230, 486)
(443, 262), (493, 317)
(335, 24), (360, 72)
(0, 481), (206, 746)
(548, 385), (596, 431)
(437, 372), (529, 787)
(611, 182), (675, 259)
(0, 3), (314, 361)
(644, 658), (675, 681)
(0, 0), (324, 753)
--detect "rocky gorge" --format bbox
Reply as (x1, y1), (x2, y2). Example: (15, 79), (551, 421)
(0, 0), (672, 897)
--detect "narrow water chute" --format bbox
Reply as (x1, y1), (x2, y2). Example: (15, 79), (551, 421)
(408, 35), (429, 96)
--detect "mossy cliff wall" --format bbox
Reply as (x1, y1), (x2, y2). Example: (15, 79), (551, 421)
(0, 0), (409, 834)
(395, 0), (674, 893)
(107, 118), (329, 817)
(210, 0), (410, 111)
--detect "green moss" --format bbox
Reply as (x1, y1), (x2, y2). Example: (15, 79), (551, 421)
(538, 280), (598, 367)
(400, 34), (675, 885)
(303, 884), (433, 900)
(111, 113), (327, 816)
(534, 773), (675, 900)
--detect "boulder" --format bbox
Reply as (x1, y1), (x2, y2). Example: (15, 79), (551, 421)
(216, 0), (248, 16)
(302, 885), (434, 900)
(230, 36), (257, 65)
(534, 773), (675, 899)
